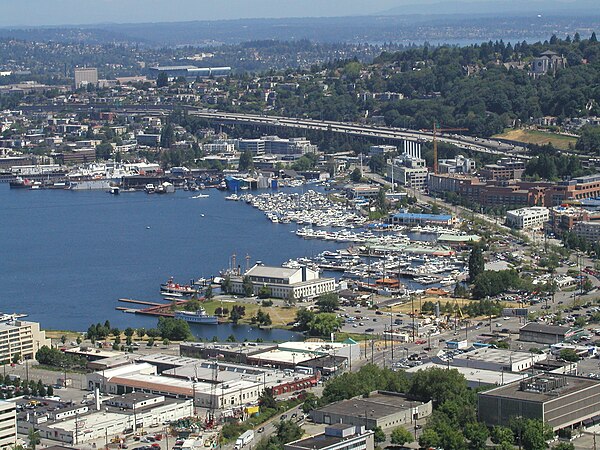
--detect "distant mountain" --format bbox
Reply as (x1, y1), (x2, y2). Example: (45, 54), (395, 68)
(0, 13), (598, 47)
(380, 0), (600, 16)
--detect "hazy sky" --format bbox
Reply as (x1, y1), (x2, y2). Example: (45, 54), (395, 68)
(0, 0), (593, 27)
(0, 0), (400, 27)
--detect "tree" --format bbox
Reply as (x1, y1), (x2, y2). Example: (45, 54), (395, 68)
(124, 327), (134, 338)
(553, 443), (575, 450)
(295, 308), (315, 330)
(258, 388), (277, 409)
(221, 275), (232, 294)
(275, 420), (303, 444)
(160, 123), (175, 148)
(306, 313), (342, 336)
(418, 428), (440, 449)
(156, 317), (192, 341)
(302, 393), (318, 413)
(559, 348), (580, 362)
(258, 286), (272, 299)
(512, 419), (553, 450)
(372, 426), (386, 443)
(229, 305), (246, 324)
(205, 285), (213, 299)
(242, 276), (254, 297)
(464, 422), (489, 450)
(316, 293), (339, 313)
(350, 167), (362, 182)
(136, 328), (146, 339)
(60, 335), (67, 344)
(156, 71), (169, 88)
(408, 367), (469, 407)
(239, 150), (254, 171)
(27, 427), (40, 450)
(390, 427), (414, 446)
(468, 243), (485, 282)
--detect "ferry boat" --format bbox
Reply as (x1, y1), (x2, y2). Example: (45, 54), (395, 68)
(160, 277), (201, 296)
(174, 308), (218, 324)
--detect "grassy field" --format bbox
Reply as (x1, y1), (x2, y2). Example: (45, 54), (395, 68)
(201, 299), (298, 327)
(385, 296), (520, 315)
(493, 129), (577, 150)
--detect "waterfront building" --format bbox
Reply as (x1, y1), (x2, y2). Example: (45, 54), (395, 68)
(478, 374), (600, 431)
(285, 425), (374, 450)
(0, 316), (50, 363)
(0, 401), (16, 449)
(309, 391), (431, 430)
(390, 212), (453, 227)
(229, 264), (335, 300)
(505, 206), (550, 230)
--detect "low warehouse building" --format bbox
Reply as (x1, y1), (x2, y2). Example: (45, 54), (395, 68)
(519, 323), (582, 345)
(285, 424), (374, 450)
(309, 391), (431, 430)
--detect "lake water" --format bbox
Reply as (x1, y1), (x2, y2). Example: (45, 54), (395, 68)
(0, 186), (341, 340)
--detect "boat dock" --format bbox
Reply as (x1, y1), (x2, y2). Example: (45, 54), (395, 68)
(116, 297), (190, 317)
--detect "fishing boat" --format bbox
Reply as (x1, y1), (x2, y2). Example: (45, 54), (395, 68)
(174, 308), (218, 324)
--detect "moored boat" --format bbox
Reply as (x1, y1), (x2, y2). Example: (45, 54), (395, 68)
(174, 308), (218, 324)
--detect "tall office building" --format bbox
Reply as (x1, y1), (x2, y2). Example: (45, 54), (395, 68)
(74, 67), (98, 89)
(0, 401), (16, 449)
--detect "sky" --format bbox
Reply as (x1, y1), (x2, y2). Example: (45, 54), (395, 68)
(0, 0), (595, 27)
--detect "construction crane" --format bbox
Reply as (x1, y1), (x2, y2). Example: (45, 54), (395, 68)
(421, 123), (469, 174)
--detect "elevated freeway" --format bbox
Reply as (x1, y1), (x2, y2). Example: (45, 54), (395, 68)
(20, 104), (529, 160)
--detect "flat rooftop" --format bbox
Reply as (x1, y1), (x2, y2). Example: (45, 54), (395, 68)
(406, 362), (525, 386)
(314, 392), (423, 419)
(289, 428), (368, 450)
(453, 348), (539, 365)
(181, 341), (276, 355)
(480, 374), (600, 403)
(248, 349), (316, 365)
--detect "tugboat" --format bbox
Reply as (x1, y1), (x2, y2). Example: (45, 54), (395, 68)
(9, 177), (33, 189)
(174, 307), (218, 325)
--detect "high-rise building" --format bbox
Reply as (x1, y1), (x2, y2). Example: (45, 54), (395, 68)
(0, 316), (51, 363)
(74, 68), (98, 89)
(0, 401), (17, 448)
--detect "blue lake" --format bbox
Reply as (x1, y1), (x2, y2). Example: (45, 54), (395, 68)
(0, 186), (342, 340)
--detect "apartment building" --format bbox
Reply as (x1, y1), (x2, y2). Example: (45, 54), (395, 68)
(0, 401), (16, 449)
(0, 316), (51, 362)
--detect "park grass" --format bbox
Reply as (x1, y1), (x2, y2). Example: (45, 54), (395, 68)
(493, 129), (577, 150)
(201, 299), (298, 327)
(386, 296), (521, 315)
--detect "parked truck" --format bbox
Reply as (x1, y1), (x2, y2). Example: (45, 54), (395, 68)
(234, 430), (254, 450)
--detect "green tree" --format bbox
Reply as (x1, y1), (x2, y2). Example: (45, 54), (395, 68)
(302, 393), (318, 413)
(316, 293), (339, 313)
(242, 276), (254, 297)
(136, 328), (146, 339)
(418, 428), (440, 449)
(468, 243), (485, 282)
(390, 427), (414, 446)
(229, 305), (246, 324)
(160, 123), (175, 148)
(295, 308), (315, 330)
(512, 419), (553, 450)
(124, 327), (134, 338)
(464, 422), (489, 450)
(27, 427), (40, 450)
(258, 387), (277, 409)
(239, 150), (254, 172)
(559, 348), (580, 362)
(275, 420), (303, 444)
(205, 285), (213, 299)
(221, 275), (232, 294)
(350, 167), (362, 182)
(307, 313), (342, 336)
(372, 426), (386, 443)
(156, 317), (192, 341)
(156, 71), (169, 88)
(553, 443), (575, 450)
